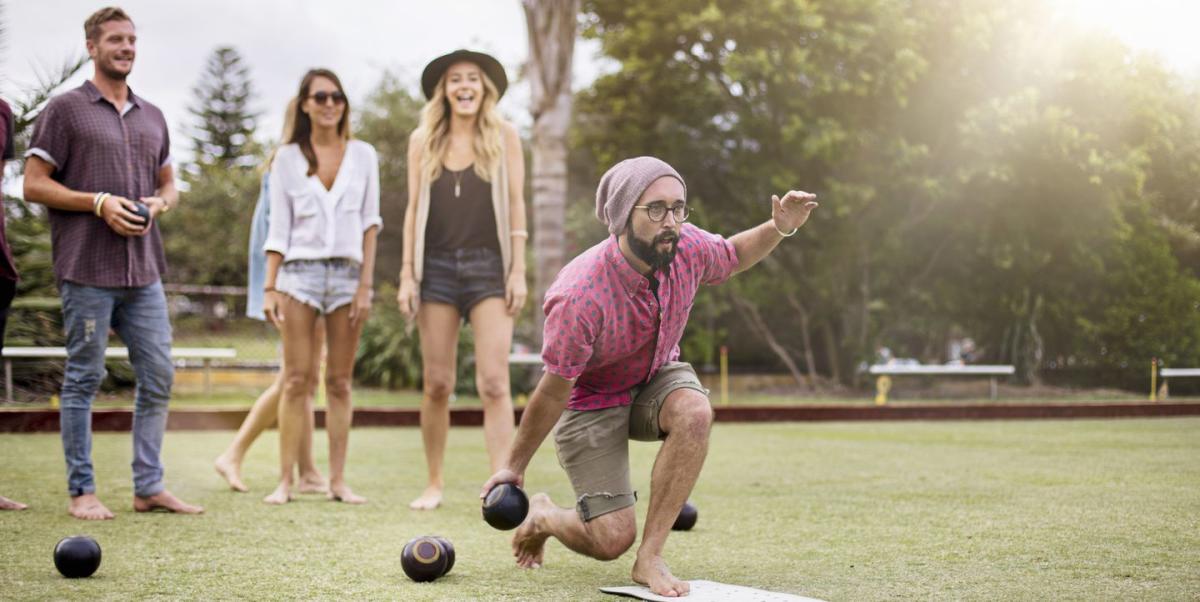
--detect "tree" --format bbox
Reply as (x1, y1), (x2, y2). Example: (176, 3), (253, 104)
(576, 0), (1200, 389)
(186, 47), (260, 170)
(160, 46), (261, 286)
(356, 72), (426, 286)
(523, 0), (580, 342)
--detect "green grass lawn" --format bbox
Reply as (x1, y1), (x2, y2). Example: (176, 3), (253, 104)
(1, 419), (1198, 600)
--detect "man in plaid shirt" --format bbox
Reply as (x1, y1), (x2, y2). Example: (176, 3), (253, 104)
(483, 157), (819, 596)
(24, 7), (202, 520)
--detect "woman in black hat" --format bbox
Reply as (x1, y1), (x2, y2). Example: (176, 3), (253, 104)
(398, 50), (527, 510)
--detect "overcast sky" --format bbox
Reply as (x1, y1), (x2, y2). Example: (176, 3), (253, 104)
(1, 0), (608, 168)
(3, 0), (1198, 177)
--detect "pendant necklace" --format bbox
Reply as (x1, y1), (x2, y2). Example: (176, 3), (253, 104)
(452, 169), (464, 198)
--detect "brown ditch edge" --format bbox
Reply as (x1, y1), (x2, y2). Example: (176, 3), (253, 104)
(1, 402), (1197, 432)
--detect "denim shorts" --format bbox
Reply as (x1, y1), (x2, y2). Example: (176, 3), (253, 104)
(421, 247), (505, 317)
(277, 258), (361, 314)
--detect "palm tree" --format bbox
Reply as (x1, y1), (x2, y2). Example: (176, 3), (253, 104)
(522, 0), (578, 342)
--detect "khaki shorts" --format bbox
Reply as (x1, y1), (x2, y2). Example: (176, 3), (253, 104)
(552, 362), (708, 522)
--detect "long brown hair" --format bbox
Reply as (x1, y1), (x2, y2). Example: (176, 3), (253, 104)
(286, 68), (351, 176)
(415, 63), (504, 185)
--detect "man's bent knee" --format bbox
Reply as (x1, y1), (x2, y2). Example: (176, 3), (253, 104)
(585, 509), (637, 561)
(663, 390), (713, 436)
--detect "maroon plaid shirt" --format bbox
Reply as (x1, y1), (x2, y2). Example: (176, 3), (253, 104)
(0, 98), (17, 282)
(27, 81), (171, 287)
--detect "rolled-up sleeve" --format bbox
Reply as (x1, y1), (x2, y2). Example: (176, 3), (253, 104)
(541, 291), (599, 380)
(361, 146), (383, 233)
(262, 158), (292, 257)
(26, 100), (70, 170)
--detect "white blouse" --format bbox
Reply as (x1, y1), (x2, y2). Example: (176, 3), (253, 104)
(263, 140), (382, 263)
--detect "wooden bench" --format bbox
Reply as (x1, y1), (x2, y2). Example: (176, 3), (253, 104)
(869, 364), (1016, 402)
(2, 347), (237, 401)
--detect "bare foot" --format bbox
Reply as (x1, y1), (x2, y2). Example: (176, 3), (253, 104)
(68, 494), (114, 520)
(632, 552), (690, 597)
(511, 492), (553, 569)
(134, 490), (204, 514)
(214, 454), (247, 492)
(0, 495), (28, 511)
(297, 471), (328, 495)
(327, 484), (366, 504)
(263, 484), (292, 505)
(408, 485), (442, 510)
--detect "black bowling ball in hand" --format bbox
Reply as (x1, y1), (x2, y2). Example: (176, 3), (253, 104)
(482, 483), (529, 531)
(401, 536), (450, 582)
(54, 536), (102, 578)
(672, 501), (698, 531)
(130, 201), (151, 228)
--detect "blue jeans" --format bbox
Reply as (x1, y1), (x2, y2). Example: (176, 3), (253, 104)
(60, 280), (174, 498)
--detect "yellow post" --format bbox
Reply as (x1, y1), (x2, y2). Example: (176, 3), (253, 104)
(1150, 358), (1157, 402)
(719, 345), (729, 405)
(874, 375), (891, 406)
(50, 394), (60, 409)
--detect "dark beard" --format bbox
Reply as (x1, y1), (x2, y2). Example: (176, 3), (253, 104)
(628, 230), (679, 271)
(98, 56), (132, 81)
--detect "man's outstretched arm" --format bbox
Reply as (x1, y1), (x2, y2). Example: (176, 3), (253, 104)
(730, 190), (819, 275)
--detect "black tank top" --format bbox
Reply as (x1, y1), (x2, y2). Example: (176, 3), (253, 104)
(425, 164), (501, 254)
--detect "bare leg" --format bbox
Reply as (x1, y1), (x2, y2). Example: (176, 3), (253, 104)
(512, 494), (637, 568)
(215, 369), (283, 492)
(0, 495), (27, 511)
(469, 298), (515, 473)
(630, 389), (714, 597)
(410, 302), (461, 510)
(67, 493), (113, 520)
(265, 296), (319, 505)
(322, 305), (365, 504)
(298, 319), (328, 494)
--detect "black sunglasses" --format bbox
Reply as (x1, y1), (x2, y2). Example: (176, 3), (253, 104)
(309, 91), (347, 106)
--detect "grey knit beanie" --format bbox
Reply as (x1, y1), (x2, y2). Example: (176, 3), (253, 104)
(595, 157), (687, 235)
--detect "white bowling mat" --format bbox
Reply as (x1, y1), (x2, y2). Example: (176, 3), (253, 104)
(600, 580), (825, 602)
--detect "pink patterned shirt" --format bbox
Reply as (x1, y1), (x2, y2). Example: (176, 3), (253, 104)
(541, 224), (740, 410)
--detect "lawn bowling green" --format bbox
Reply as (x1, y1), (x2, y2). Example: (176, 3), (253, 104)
(1, 420), (1196, 600)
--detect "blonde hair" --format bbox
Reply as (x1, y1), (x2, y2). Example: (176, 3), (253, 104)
(84, 6), (133, 41)
(415, 65), (505, 185)
(261, 98), (298, 174)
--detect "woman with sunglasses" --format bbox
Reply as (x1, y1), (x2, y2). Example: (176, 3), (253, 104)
(214, 99), (327, 496)
(398, 50), (527, 510)
(261, 69), (381, 505)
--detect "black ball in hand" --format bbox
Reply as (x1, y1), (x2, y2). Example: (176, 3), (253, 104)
(130, 201), (151, 227)
(482, 483), (529, 531)
(401, 536), (449, 582)
(672, 501), (698, 531)
(54, 536), (102, 578)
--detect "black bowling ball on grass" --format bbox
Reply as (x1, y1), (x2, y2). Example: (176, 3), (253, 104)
(672, 501), (698, 531)
(401, 536), (450, 582)
(433, 536), (455, 574)
(54, 536), (102, 578)
(482, 483), (529, 531)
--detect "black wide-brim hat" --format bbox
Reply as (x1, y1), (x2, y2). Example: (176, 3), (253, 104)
(421, 49), (508, 101)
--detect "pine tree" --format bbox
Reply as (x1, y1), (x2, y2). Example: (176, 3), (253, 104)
(187, 46), (259, 170)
